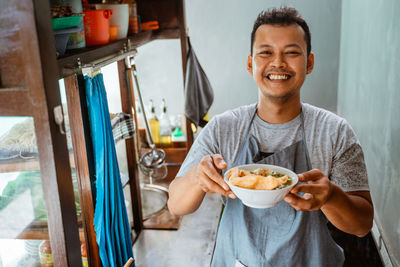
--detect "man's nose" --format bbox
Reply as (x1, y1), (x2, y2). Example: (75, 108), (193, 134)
(270, 53), (287, 68)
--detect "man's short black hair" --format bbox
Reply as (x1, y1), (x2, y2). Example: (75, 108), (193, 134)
(250, 7), (311, 56)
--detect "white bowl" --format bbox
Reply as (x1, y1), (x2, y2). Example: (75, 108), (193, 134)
(224, 164), (298, 209)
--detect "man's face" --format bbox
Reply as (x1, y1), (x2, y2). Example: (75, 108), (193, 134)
(247, 24), (314, 103)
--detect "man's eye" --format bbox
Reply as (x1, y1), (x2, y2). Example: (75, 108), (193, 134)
(286, 51), (300, 55)
(260, 51), (272, 55)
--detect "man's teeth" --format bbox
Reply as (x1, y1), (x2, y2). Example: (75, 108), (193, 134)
(268, 74), (289, 80)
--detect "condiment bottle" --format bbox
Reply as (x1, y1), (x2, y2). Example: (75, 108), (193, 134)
(136, 100), (147, 146)
(148, 99), (160, 145)
(123, 0), (140, 34)
(39, 240), (53, 267)
(171, 127), (186, 148)
(81, 241), (88, 267)
(159, 99), (172, 147)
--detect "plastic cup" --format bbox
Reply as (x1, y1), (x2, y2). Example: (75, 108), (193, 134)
(109, 25), (119, 41)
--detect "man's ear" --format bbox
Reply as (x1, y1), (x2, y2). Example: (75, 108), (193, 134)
(247, 54), (253, 75)
(306, 53), (314, 74)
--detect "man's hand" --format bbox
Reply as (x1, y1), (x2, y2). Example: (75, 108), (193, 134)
(284, 169), (333, 211)
(284, 169), (373, 236)
(168, 154), (236, 215)
(194, 154), (236, 199)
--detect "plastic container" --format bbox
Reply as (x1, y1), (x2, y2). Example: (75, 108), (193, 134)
(54, 27), (80, 57)
(109, 25), (119, 41)
(67, 15), (86, 49)
(83, 9), (113, 46)
(52, 15), (82, 30)
(171, 127), (186, 147)
(95, 4), (129, 39)
(50, 0), (82, 13)
(69, 0), (83, 13)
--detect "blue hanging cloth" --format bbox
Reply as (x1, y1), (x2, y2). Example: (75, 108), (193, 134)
(84, 73), (134, 267)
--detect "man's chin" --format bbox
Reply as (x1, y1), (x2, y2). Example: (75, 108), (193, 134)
(259, 89), (298, 104)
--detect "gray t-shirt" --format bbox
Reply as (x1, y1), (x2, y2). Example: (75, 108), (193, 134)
(177, 103), (369, 192)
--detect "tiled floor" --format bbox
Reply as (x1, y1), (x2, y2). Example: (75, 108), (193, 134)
(133, 194), (222, 267)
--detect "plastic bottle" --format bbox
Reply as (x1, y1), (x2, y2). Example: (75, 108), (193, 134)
(159, 99), (172, 147)
(39, 240), (53, 267)
(171, 127), (186, 148)
(135, 100), (147, 145)
(122, 0), (139, 34)
(148, 99), (160, 145)
(81, 241), (88, 267)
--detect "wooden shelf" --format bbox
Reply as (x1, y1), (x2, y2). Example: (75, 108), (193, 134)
(0, 215), (84, 240)
(0, 154), (75, 173)
(57, 28), (180, 79)
(0, 157), (42, 173)
(163, 147), (187, 163)
(16, 225), (86, 241)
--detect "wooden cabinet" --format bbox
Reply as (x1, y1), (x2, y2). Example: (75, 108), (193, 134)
(0, 0), (190, 265)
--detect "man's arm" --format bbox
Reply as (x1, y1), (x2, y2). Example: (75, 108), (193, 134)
(322, 185), (373, 237)
(284, 169), (373, 237)
(168, 154), (235, 216)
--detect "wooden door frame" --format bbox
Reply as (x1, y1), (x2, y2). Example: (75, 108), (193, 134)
(176, 0), (194, 149)
(32, 0), (83, 265)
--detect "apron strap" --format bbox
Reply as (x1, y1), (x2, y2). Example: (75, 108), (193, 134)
(299, 105), (312, 169)
(234, 104), (258, 157)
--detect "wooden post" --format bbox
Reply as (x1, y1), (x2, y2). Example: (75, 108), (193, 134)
(64, 76), (101, 267)
(117, 60), (144, 235)
(176, 0), (194, 150)
(32, 0), (83, 265)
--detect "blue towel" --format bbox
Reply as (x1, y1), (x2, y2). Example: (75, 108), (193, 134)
(85, 73), (134, 267)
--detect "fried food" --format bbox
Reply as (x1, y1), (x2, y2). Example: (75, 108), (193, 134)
(228, 167), (290, 190)
(229, 175), (259, 188)
(254, 175), (281, 190)
(228, 167), (250, 178)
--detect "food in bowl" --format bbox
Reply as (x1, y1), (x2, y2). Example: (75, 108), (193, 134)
(228, 167), (292, 190)
(224, 164), (298, 208)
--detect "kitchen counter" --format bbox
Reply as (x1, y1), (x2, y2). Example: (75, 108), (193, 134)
(133, 194), (223, 267)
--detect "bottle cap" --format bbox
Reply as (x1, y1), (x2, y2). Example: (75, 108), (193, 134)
(162, 98), (167, 113)
(172, 127), (183, 137)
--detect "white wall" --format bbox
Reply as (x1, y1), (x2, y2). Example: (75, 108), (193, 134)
(114, 0), (342, 119)
(338, 0), (400, 265)
(99, 40), (185, 120)
(135, 40), (185, 118)
(185, 0), (342, 116)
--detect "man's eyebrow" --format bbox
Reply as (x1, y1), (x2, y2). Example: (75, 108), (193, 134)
(257, 44), (272, 49)
(285, 43), (302, 49)
(256, 43), (302, 49)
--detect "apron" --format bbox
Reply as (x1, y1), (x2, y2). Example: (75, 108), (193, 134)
(211, 105), (344, 267)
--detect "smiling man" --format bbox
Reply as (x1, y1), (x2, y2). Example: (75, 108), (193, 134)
(168, 7), (373, 266)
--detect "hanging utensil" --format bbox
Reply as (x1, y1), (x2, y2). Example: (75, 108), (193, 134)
(138, 162), (167, 184)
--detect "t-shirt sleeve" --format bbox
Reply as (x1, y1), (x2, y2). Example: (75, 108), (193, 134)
(176, 118), (219, 177)
(329, 119), (370, 192)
